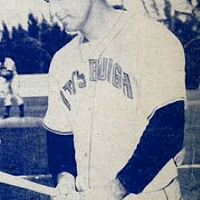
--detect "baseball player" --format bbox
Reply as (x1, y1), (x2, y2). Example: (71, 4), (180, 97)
(43, 0), (185, 199)
(0, 57), (24, 118)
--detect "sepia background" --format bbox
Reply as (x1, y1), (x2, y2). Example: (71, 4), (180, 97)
(0, 0), (199, 199)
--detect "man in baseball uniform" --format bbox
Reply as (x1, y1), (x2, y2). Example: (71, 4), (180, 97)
(43, 0), (185, 199)
(0, 57), (24, 118)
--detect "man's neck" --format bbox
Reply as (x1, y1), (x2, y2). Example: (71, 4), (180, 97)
(80, 1), (122, 42)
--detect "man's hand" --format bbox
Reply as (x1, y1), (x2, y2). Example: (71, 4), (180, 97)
(51, 172), (79, 200)
(82, 178), (128, 200)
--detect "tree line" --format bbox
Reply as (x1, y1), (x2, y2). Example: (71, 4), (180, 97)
(0, 13), (74, 74)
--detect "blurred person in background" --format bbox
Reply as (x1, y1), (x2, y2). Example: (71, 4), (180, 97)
(0, 57), (24, 118)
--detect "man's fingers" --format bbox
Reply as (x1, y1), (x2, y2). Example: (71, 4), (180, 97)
(51, 192), (80, 200)
(56, 173), (76, 195)
(67, 191), (80, 200)
(56, 182), (73, 196)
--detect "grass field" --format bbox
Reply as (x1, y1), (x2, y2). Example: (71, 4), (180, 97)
(0, 89), (199, 200)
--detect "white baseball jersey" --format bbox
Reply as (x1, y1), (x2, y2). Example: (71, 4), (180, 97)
(0, 58), (16, 93)
(4, 58), (17, 77)
(2, 58), (20, 93)
(44, 12), (185, 192)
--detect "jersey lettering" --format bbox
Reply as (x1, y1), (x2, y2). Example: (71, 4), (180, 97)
(63, 80), (73, 95)
(61, 70), (86, 110)
(98, 58), (107, 81)
(123, 72), (133, 99)
(61, 58), (133, 110)
(112, 63), (122, 89)
(63, 70), (87, 94)
(89, 57), (133, 99)
(60, 90), (71, 111)
(89, 59), (99, 81)
(107, 58), (113, 83)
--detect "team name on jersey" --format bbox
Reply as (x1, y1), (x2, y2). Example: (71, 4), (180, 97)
(61, 57), (133, 110)
(89, 58), (133, 99)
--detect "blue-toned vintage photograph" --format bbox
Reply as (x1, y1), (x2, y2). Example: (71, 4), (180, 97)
(0, 0), (199, 200)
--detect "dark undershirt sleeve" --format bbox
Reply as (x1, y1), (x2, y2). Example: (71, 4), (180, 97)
(46, 131), (77, 186)
(117, 100), (185, 194)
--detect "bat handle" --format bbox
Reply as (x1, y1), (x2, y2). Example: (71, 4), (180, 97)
(0, 171), (59, 197)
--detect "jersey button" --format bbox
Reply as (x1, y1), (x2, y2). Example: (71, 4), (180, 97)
(84, 152), (88, 157)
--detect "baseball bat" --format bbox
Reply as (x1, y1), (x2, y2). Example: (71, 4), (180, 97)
(0, 171), (59, 196)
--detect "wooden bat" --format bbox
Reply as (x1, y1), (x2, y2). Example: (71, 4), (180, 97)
(0, 171), (59, 196)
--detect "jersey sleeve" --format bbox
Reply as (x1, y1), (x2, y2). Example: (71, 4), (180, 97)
(43, 54), (73, 134)
(138, 20), (186, 119)
(117, 100), (184, 194)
